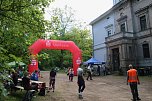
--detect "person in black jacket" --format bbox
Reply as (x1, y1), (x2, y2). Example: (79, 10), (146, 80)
(11, 71), (18, 86)
(49, 68), (56, 92)
(22, 72), (37, 91)
(77, 64), (85, 99)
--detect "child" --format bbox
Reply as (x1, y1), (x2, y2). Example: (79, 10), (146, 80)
(69, 68), (74, 82)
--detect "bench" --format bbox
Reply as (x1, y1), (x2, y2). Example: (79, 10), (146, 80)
(15, 85), (36, 101)
(15, 86), (24, 91)
(23, 90), (36, 101)
(45, 86), (49, 90)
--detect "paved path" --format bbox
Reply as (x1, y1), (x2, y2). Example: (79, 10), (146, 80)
(36, 71), (152, 101)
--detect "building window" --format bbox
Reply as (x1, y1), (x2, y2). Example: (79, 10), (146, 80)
(107, 30), (112, 36)
(107, 17), (110, 19)
(105, 24), (113, 37)
(140, 15), (147, 31)
(120, 23), (126, 32)
(142, 43), (150, 58)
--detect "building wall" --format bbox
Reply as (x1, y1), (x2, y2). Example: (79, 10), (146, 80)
(94, 47), (106, 62)
(107, 0), (152, 71)
(91, 0), (152, 75)
(114, 1), (133, 34)
(92, 13), (114, 62)
(149, 5), (152, 29)
(132, 0), (152, 33)
(113, 0), (122, 5)
(106, 1), (135, 74)
(132, 0), (152, 67)
(136, 37), (152, 67)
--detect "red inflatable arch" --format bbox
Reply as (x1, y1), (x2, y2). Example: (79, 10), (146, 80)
(28, 39), (82, 75)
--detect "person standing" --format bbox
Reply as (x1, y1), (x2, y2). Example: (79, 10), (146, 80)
(49, 68), (56, 92)
(97, 65), (101, 76)
(69, 68), (74, 82)
(86, 64), (92, 80)
(68, 67), (71, 80)
(77, 63), (85, 99)
(102, 64), (106, 76)
(127, 64), (141, 101)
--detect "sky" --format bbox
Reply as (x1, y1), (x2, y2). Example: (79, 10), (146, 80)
(45, 0), (113, 26)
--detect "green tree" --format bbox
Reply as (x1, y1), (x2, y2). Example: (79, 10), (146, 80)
(45, 6), (76, 68)
(46, 5), (75, 38)
(41, 6), (93, 69)
(64, 27), (93, 62)
(44, 26), (92, 69)
(0, 0), (54, 98)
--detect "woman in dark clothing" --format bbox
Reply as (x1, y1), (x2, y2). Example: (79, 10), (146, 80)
(78, 76), (85, 95)
(77, 64), (85, 99)
(11, 71), (18, 86)
(49, 69), (56, 92)
(22, 72), (38, 91)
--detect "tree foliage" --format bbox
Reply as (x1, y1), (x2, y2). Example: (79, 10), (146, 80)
(64, 27), (93, 62)
(38, 6), (93, 69)
(0, 0), (54, 98)
(0, 1), (93, 98)
(46, 6), (75, 38)
(39, 26), (93, 70)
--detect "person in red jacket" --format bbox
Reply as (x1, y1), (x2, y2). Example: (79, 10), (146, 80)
(127, 64), (141, 101)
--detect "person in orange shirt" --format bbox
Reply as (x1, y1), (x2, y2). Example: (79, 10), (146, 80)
(127, 64), (141, 101)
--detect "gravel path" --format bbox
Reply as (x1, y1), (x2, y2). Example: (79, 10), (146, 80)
(36, 71), (152, 101)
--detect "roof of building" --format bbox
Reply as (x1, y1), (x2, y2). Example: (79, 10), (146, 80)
(89, 0), (127, 25)
(89, 7), (113, 25)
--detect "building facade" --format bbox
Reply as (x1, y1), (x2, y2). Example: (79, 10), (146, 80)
(90, 8), (115, 63)
(91, 0), (152, 75)
(113, 0), (122, 5)
(131, 0), (152, 68)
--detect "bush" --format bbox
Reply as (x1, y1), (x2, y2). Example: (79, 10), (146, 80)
(0, 71), (10, 100)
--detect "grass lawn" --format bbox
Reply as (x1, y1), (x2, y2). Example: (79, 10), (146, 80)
(4, 91), (26, 101)
(5, 90), (62, 101)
